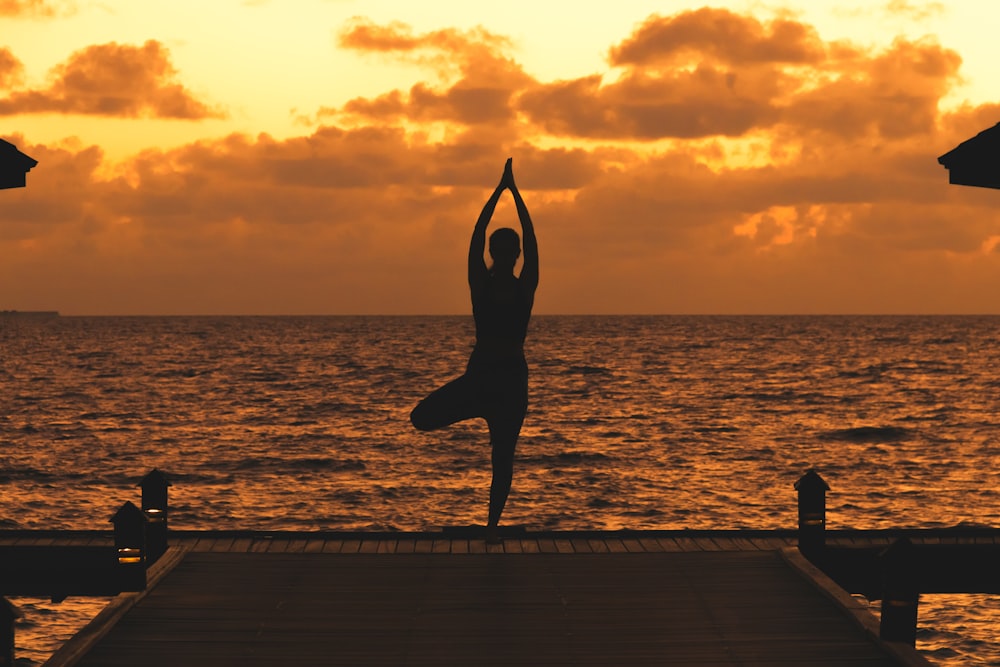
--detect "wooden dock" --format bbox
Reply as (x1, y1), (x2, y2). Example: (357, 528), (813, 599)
(25, 531), (931, 666)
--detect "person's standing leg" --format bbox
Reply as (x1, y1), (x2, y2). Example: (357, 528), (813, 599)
(485, 397), (527, 533)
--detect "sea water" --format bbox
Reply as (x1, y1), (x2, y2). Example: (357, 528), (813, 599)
(1, 315), (998, 664)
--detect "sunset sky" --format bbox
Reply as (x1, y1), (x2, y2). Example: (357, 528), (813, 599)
(4, 0), (1000, 315)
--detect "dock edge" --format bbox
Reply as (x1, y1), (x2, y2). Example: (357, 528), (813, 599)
(780, 547), (932, 667)
(43, 546), (189, 667)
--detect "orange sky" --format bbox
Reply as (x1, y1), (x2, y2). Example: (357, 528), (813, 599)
(3, 0), (1000, 314)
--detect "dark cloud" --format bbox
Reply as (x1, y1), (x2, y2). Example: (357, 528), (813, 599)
(608, 8), (826, 67)
(0, 41), (223, 118)
(341, 82), (515, 125)
(518, 69), (782, 139)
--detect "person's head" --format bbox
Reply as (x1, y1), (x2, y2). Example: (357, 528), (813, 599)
(489, 228), (521, 273)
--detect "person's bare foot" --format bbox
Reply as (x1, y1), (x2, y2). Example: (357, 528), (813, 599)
(485, 525), (501, 545)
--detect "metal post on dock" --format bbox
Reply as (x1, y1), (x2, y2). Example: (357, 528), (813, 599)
(111, 501), (147, 592)
(138, 469), (170, 562)
(794, 469), (829, 555)
(879, 537), (919, 645)
(0, 598), (19, 667)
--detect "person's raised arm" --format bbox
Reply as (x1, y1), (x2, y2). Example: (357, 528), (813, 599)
(506, 162), (538, 291)
(469, 164), (508, 288)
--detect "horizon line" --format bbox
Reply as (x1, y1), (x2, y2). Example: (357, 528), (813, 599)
(8, 312), (1000, 318)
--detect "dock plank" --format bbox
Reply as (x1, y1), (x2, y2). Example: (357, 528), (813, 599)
(519, 538), (540, 554)
(587, 538), (611, 553)
(638, 537), (663, 552)
(339, 539), (361, 554)
(230, 538), (253, 553)
(553, 539), (574, 554)
(503, 539), (523, 554)
(303, 539), (325, 554)
(536, 538), (558, 553)
(319, 539), (343, 554)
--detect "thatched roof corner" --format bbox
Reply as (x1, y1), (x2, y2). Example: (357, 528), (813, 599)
(938, 122), (1000, 190)
(0, 138), (38, 189)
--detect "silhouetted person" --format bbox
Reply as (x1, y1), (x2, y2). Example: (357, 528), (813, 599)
(411, 158), (538, 542)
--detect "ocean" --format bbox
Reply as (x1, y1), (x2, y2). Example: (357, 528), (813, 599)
(1, 315), (998, 664)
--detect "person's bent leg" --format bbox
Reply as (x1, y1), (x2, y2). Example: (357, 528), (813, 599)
(410, 374), (478, 431)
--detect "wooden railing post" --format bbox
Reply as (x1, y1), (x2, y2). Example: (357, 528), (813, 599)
(0, 598), (18, 667)
(111, 501), (147, 592)
(138, 469), (170, 563)
(794, 469), (829, 556)
(880, 537), (919, 645)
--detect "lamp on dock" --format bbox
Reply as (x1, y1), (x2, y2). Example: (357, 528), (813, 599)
(138, 469), (170, 562)
(794, 469), (830, 555)
(111, 501), (146, 592)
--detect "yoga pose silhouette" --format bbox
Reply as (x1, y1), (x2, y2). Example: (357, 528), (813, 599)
(410, 158), (538, 542)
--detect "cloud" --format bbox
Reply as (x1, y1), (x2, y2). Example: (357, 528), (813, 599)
(882, 0), (945, 21)
(0, 0), (61, 18)
(518, 69), (783, 139)
(336, 13), (844, 139)
(9, 100), (1000, 315)
(0, 126), (606, 313)
(332, 18), (532, 127)
(518, 15), (960, 141)
(782, 37), (962, 139)
(338, 17), (511, 57)
(834, 1), (944, 22)
(5, 11), (1000, 315)
(607, 8), (826, 67)
(0, 47), (25, 88)
(0, 41), (223, 118)
(339, 83), (517, 126)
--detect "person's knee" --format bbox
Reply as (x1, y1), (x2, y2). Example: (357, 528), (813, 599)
(410, 404), (434, 431)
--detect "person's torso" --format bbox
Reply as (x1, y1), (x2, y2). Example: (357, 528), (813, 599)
(472, 275), (532, 351)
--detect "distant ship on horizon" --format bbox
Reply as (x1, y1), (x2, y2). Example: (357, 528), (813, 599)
(0, 310), (59, 317)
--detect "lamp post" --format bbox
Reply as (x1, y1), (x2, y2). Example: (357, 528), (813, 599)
(111, 501), (146, 592)
(880, 537), (919, 645)
(794, 469), (830, 556)
(138, 469), (170, 562)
